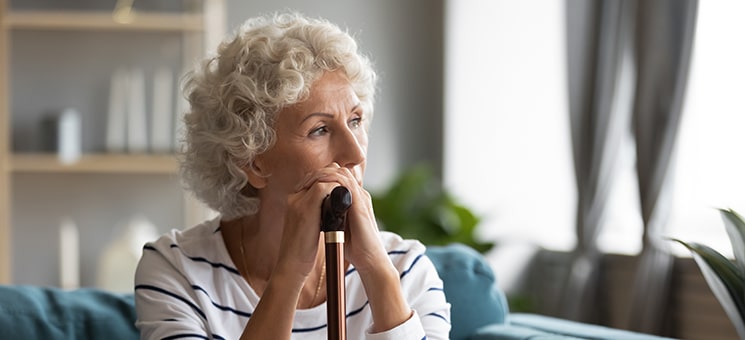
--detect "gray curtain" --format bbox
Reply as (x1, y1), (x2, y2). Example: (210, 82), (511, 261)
(562, 0), (633, 322)
(628, 0), (698, 334)
(563, 0), (698, 328)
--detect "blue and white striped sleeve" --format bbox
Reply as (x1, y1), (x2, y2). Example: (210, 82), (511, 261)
(368, 238), (452, 340)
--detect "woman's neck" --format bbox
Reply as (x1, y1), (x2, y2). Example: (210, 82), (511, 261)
(222, 208), (283, 282)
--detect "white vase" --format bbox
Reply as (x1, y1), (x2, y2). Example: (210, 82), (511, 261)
(57, 108), (81, 164)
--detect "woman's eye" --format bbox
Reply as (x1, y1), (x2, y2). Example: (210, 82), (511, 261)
(349, 117), (363, 128)
(309, 126), (329, 136)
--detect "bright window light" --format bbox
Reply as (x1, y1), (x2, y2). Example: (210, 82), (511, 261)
(667, 0), (745, 257)
(444, 0), (575, 251)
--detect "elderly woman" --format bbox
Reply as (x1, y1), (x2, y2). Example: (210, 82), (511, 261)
(134, 12), (450, 340)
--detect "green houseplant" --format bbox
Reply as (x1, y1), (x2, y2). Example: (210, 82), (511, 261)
(371, 164), (493, 254)
(673, 208), (745, 339)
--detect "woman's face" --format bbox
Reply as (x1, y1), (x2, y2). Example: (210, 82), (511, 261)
(250, 70), (368, 199)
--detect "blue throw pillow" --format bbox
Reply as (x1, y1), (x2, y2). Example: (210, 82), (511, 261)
(426, 243), (509, 340)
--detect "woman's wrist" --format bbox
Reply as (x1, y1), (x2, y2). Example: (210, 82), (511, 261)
(273, 259), (311, 291)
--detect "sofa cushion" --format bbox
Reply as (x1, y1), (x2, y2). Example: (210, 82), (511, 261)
(0, 285), (138, 340)
(426, 243), (509, 340)
(469, 323), (585, 339)
(505, 314), (675, 340)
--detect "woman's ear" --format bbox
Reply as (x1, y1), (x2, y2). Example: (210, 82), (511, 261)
(245, 158), (268, 189)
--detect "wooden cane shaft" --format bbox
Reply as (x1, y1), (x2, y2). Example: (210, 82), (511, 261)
(325, 232), (346, 340)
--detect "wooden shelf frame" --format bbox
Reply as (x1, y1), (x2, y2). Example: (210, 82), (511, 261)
(0, 0), (10, 284)
(10, 153), (179, 174)
(2, 10), (204, 32)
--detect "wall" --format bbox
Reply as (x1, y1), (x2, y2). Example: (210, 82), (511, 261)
(225, 0), (445, 190)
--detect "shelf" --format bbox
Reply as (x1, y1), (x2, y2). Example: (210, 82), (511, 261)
(2, 11), (203, 32)
(10, 153), (179, 174)
(0, 0), (224, 284)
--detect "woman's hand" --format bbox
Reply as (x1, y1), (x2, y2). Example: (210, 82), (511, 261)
(277, 179), (334, 279)
(293, 163), (389, 274)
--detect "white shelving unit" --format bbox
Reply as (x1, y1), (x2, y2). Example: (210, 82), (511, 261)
(0, 0), (224, 284)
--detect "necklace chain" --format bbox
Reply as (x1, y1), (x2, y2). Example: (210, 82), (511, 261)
(312, 260), (326, 307)
(238, 226), (325, 308)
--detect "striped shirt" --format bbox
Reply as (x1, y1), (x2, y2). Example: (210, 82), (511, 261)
(134, 216), (451, 339)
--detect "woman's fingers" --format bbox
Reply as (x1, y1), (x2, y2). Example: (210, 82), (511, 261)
(290, 164), (383, 268)
(294, 163), (362, 192)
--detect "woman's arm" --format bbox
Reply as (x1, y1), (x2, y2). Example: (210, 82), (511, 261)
(239, 266), (306, 340)
(359, 242), (452, 340)
(361, 240), (450, 340)
(357, 260), (413, 333)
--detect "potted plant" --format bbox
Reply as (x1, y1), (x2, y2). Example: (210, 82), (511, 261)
(371, 164), (493, 254)
(673, 208), (745, 339)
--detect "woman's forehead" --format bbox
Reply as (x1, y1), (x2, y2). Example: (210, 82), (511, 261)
(290, 72), (360, 115)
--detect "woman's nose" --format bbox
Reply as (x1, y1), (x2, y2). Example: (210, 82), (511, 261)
(334, 128), (366, 168)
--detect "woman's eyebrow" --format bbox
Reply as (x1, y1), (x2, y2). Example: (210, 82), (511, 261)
(301, 103), (362, 123)
(301, 112), (334, 123)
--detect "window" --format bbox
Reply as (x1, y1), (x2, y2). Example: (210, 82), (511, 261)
(445, 0), (745, 257)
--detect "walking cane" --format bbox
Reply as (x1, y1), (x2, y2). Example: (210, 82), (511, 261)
(320, 186), (351, 340)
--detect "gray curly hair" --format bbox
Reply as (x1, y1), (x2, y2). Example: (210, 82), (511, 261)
(180, 12), (377, 219)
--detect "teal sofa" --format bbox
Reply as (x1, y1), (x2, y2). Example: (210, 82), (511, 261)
(0, 243), (672, 339)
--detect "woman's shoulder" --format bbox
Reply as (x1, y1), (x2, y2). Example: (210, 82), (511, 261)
(143, 216), (223, 256)
(149, 216), (220, 243)
(136, 216), (230, 283)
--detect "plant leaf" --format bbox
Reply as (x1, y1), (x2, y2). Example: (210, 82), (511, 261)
(371, 164), (492, 253)
(721, 208), (745, 273)
(673, 239), (745, 338)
